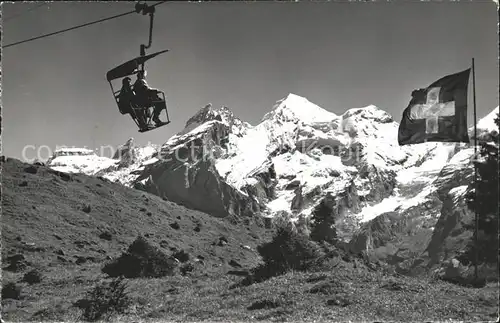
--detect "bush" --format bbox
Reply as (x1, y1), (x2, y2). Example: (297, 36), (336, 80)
(247, 299), (281, 310)
(173, 250), (190, 263)
(22, 269), (43, 285)
(180, 263), (195, 276)
(82, 204), (92, 213)
(2, 282), (21, 300)
(254, 221), (324, 280)
(99, 231), (113, 241)
(310, 200), (337, 244)
(76, 277), (131, 322)
(102, 236), (177, 278)
(4, 254), (29, 272)
(463, 113), (499, 268)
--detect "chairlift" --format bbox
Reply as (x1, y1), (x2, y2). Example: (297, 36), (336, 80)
(105, 1), (170, 133)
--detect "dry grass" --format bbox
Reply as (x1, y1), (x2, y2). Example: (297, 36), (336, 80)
(1, 158), (498, 322)
(4, 256), (497, 322)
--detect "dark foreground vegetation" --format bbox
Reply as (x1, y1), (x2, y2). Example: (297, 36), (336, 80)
(2, 219), (498, 322)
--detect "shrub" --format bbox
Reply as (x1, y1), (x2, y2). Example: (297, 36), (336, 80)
(180, 263), (195, 276)
(173, 250), (190, 263)
(102, 236), (177, 278)
(4, 254), (29, 272)
(463, 113), (499, 269)
(254, 221), (324, 280)
(99, 231), (113, 241)
(2, 282), (21, 300)
(310, 200), (337, 244)
(22, 269), (43, 285)
(309, 280), (345, 295)
(76, 277), (131, 322)
(247, 299), (281, 310)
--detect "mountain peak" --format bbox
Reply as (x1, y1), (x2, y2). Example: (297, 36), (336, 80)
(179, 103), (250, 137)
(123, 137), (135, 147)
(342, 105), (393, 123)
(476, 106), (499, 132)
(469, 106), (499, 142)
(262, 93), (338, 124)
(53, 147), (95, 155)
(184, 103), (217, 128)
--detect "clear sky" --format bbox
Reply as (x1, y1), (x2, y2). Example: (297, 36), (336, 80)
(1, 1), (498, 161)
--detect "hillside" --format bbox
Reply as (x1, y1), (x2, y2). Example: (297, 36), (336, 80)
(2, 157), (498, 322)
(1, 157), (272, 321)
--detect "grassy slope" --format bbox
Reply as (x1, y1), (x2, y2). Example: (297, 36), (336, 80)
(1, 158), (271, 321)
(1, 158), (498, 322)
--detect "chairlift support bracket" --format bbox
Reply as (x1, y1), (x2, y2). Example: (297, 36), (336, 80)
(135, 2), (156, 71)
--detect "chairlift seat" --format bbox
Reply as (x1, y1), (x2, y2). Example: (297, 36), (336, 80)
(106, 49), (170, 132)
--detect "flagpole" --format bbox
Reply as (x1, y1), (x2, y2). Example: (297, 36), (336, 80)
(472, 57), (478, 282)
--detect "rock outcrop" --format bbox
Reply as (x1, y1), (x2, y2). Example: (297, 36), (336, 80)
(112, 138), (138, 167)
(134, 118), (260, 219)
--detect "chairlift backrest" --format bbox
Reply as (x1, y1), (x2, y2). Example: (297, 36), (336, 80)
(106, 49), (169, 82)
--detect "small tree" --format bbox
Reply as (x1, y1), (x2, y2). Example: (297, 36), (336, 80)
(102, 236), (177, 278)
(256, 221), (324, 278)
(310, 200), (337, 244)
(77, 277), (131, 322)
(2, 282), (21, 300)
(463, 113), (499, 266)
(23, 269), (43, 285)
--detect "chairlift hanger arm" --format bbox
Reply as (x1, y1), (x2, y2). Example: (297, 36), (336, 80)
(145, 10), (154, 50)
(135, 2), (156, 58)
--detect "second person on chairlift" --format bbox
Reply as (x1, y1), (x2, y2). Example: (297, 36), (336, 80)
(119, 77), (148, 129)
(133, 70), (165, 126)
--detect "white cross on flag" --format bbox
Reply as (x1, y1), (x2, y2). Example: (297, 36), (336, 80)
(398, 68), (471, 145)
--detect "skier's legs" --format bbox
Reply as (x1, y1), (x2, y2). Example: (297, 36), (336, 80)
(131, 101), (148, 129)
(152, 102), (164, 124)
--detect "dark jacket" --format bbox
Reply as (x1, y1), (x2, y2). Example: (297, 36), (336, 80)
(118, 83), (135, 114)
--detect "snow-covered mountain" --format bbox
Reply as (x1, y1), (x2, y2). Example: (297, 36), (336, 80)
(470, 106), (499, 142)
(47, 139), (161, 186)
(44, 94), (498, 278)
(45, 95), (497, 240)
(47, 147), (120, 175)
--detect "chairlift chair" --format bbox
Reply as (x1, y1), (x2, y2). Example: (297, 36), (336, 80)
(106, 50), (170, 133)
(106, 1), (171, 133)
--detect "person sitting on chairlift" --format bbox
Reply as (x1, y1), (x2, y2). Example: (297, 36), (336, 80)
(118, 77), (134, 110)
(133, 70), (164, 126)
(119, 77), (148, 129)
